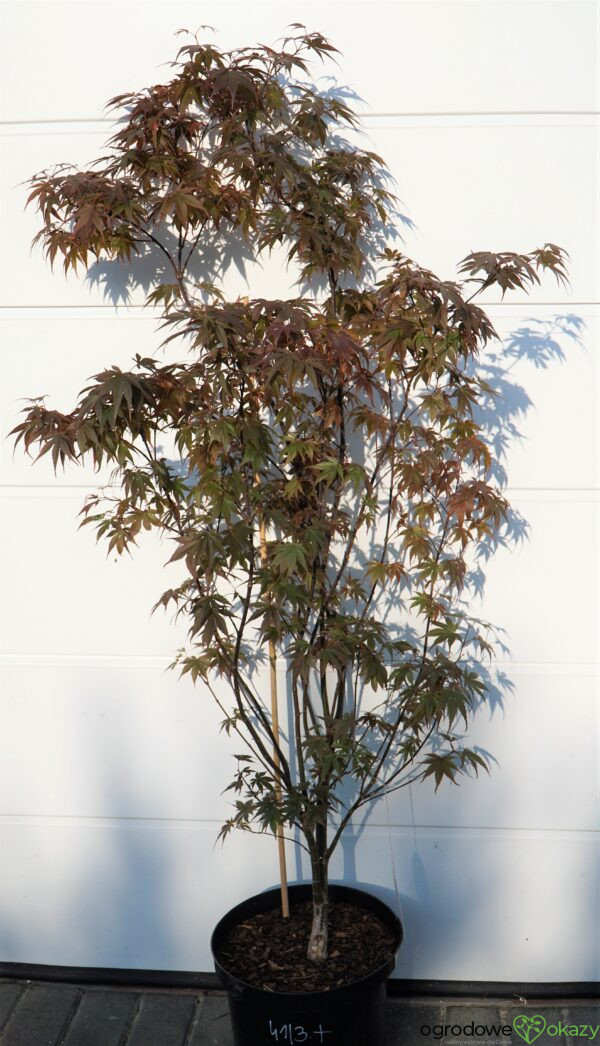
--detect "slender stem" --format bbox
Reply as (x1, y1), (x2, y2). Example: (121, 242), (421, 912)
(307, 820), (329, 962)
(257, 491), (289, 919)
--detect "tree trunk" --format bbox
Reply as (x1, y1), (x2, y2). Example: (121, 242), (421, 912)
(307, 821), (329, 962)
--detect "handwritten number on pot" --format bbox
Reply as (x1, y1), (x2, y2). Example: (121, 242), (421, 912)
(268, 1020), (332, 1042)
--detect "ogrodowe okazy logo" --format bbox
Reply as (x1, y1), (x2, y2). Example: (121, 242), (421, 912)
(419, 1016), (600, 1042)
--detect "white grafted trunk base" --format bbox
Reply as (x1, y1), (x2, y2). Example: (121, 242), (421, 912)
(307, 900), (328, 962)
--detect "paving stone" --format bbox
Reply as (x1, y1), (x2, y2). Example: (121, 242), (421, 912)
(563, 1006), (600, 1025)
(502, 1007), (565, 1046)
(1, 984), (80, 1046)
(445, 1005), (509, 1044)
(386, 1000), (445, 1046)
(126, 991), (197, 1046)
(187, 993), (233, 1046)
(0, 984), (24, 1034)
(61, 989), (138, 1046)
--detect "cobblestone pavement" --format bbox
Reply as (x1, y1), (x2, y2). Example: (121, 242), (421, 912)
(0, 979), (597, 1045)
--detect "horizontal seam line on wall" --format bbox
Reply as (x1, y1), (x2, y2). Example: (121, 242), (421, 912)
(1, 112), (598, 125)
(2, 486), (599, 495)
(0, 814), (597, 834)
(1, 655), (598, 667)
(2, 302), (598, 309)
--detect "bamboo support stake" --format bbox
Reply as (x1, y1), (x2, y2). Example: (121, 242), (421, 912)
(258, 513), (290, 919)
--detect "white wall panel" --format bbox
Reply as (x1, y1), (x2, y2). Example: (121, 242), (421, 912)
(384, 666), (599, 833)
(482, 308), (598, 491)
(0, 820), (284, 969)
(0, 661), (289, 822)
(1, 820), (597, 981)
(368, 117), (597, 306)
(0, 663), (235, 821)
(384, 828), (600, 982)
(1, 311), (161, 486)
(477, 492), (598, 665)
(2, 491), (596, 661)
(3, 119), (596, 307)
(0, 128), (301, 308)
(0, 491), (188, 656)
(2, 2), (597, 122)
(2, 306), (597, 490)
(1, 660), (596, 832)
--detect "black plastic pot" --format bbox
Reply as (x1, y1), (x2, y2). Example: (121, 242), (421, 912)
(211, 883), (403, 1046)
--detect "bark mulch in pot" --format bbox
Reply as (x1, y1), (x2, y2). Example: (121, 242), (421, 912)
(215, 900), (396, 993)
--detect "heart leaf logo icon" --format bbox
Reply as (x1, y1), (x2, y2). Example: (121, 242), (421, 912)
(513, 1015), (547, 1044)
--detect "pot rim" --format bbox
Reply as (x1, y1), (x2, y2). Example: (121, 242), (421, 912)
(211, 881), (403, 1006)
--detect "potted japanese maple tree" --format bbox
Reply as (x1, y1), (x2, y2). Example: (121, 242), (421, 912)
(13, 26), (567, 1046)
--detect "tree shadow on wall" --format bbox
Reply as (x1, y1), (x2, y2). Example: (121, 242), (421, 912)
(311, 309), (587, 976)
(83, 75), (413, 307)
(85, 224), (257, 307)
(467, 312), (586, 591)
